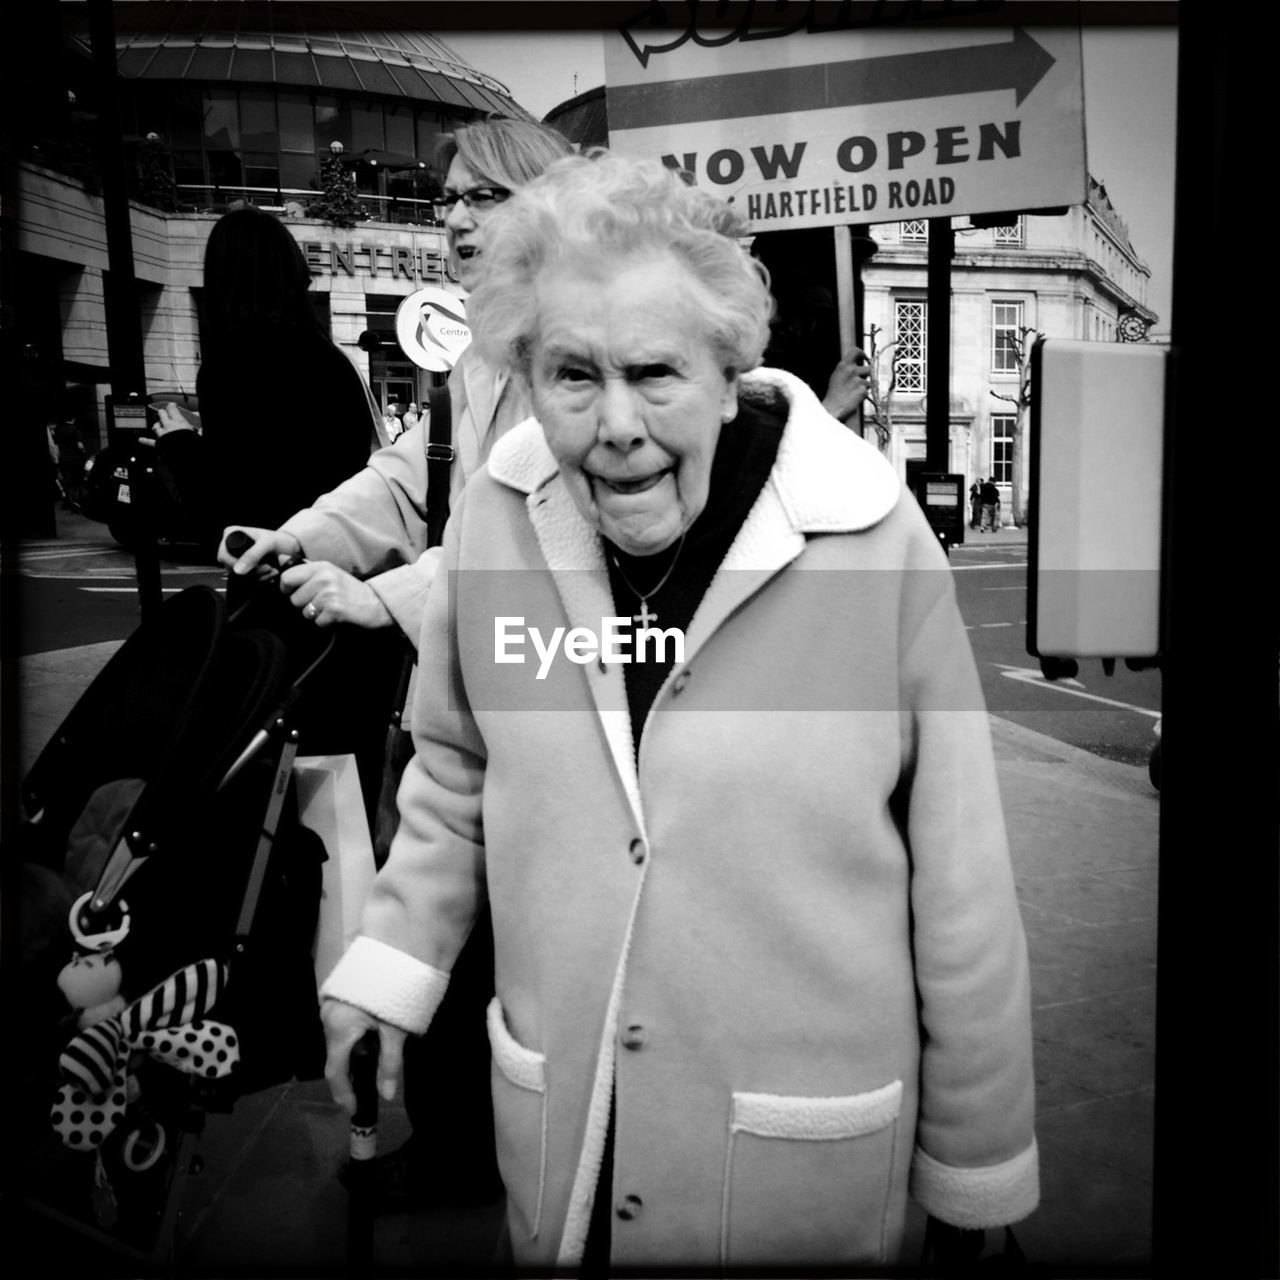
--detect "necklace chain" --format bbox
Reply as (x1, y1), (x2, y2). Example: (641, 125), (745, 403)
(609, 531), (688, 621)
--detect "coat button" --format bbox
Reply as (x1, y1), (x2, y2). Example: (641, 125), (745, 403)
(628, 838), (645, 865)
(615, 1193), (643, 1220)
(671, 669), (691, 695)
(621, 1023), (647, 1050)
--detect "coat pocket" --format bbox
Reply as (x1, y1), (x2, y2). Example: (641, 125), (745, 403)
(486, 996), (548, 1240)
(721, 1080), (904, 1268)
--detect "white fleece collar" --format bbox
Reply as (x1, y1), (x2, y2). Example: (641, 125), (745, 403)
(485, 365), (901, 543)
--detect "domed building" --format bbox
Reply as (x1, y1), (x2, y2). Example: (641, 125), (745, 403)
(12, 1), (542, 464)
(102, 2), (531, 212)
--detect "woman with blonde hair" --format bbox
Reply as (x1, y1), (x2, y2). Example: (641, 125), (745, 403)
(219, 117), (577, 1208)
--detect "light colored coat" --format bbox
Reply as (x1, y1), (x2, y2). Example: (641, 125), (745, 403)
(322, 369), (1039, 1271)
(282, 349), (527, 641)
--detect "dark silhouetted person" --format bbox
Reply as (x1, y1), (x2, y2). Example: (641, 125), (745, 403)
(981, 478), (1001, 532)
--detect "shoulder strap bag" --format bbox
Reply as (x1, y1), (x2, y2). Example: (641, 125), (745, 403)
(372, 381), (453, 867)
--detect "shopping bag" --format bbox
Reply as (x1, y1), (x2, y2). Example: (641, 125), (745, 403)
(294, 753), (377, 988)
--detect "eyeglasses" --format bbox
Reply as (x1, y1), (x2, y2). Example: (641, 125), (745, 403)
(432, 185), (512, 218)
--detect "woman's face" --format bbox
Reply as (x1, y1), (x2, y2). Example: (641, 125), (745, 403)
(528, 251), (738, 557)
(443, 155), (507, 292)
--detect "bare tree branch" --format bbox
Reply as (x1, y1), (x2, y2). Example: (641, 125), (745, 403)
(860, 323), (900, 452)
(986, 325), (1042, 525)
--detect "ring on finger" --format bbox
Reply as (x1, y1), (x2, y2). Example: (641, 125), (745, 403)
(303, 603), (318, 621)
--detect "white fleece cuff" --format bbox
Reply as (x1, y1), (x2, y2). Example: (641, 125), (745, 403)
(910, 1138), (1040, 1229)
(319, 935), (449, 1035)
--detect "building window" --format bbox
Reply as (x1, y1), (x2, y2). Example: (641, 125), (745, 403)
(990, 415), (1015, 484)
(203, 88), (240, 152)
(381, 105), (410, 157)
(900, 220), (927, 242)
(993, 217), (1024, 246)
(895, 299), (927, 392)
(991, 300), (1024, 375)
(239, 90), (278, 153)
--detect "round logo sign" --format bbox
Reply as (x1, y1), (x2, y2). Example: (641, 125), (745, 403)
(395, 287), (471, 372)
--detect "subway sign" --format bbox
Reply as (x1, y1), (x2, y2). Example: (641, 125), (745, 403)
(605, 3), (1087, 230)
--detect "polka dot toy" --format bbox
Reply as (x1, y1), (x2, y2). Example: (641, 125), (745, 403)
(50, 958), (240, 1152)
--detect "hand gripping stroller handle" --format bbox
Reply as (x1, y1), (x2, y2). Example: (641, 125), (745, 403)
(224, 528), (305, 575)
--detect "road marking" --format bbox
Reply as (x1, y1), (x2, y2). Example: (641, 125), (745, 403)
(81, 587), (225, 595)
(20, 547), (121, 564)
(950, 562), (1025, 571)
(992, 662), (1161, 717)
(982, 585), (1027, 591)
(979, 622), (1016, 628)
(25, 571), (221, 582)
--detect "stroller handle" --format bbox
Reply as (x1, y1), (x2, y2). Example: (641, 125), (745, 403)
(224, 528), (305, 575)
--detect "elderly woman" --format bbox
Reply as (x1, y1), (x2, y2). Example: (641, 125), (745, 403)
(320, 154), (1038, 1273)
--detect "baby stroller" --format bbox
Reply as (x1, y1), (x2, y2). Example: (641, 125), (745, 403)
(6, 560), (405, 1270)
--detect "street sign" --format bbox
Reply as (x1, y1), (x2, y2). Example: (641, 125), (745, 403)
(395, 287), (471, 372)
(917, 472), (966, 549)
(105, 395), (150, 445)
(604, 6), (1086, 230)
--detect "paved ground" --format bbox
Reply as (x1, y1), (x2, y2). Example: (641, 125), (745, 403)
(5, 515), (1159, 1277)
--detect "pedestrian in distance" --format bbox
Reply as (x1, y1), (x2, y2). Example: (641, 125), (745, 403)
(53, 416), (86, 511)
(383, 402), (403, 442)
(46, 421), (64, 506)
(319, 151), (1039, 1275)
(191, 203), (377, 546)
(218, 116), (578, 1211)
(970, 479), (982, 529)
(980, 476), (1001, 532)
(401, 401), (420, 434)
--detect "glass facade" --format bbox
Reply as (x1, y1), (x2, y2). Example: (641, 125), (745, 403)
(127, 82), (450, 214)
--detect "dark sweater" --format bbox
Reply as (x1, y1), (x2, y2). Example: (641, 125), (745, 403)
(196, 320), (374, 537)
(583, 392), (785, 1273)
(603, 393), (785, 756)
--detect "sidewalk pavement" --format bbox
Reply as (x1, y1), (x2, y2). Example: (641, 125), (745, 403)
(7, 513), (1156, 1277)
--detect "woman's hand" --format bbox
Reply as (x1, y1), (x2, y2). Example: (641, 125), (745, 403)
(154, 403), (201, 437)
(279, 560), (394, 630)
(321, 998), (408, 1110)
(219, 526), (302, 576)
(822, 347), (873, 422)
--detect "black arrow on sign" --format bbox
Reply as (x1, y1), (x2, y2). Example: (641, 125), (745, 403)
(608, 27), (1057, 132)
(619, 1), (696, 68)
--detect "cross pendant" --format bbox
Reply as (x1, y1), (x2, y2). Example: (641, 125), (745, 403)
(633, 599), (658, 630)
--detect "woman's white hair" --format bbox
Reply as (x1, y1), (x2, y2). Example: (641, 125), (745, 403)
(467, 151), (773, 378)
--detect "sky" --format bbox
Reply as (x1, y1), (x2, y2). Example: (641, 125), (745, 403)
(445, 20), (1179, 332)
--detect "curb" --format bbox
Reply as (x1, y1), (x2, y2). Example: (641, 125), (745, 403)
(989, 714), (1157, 800)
